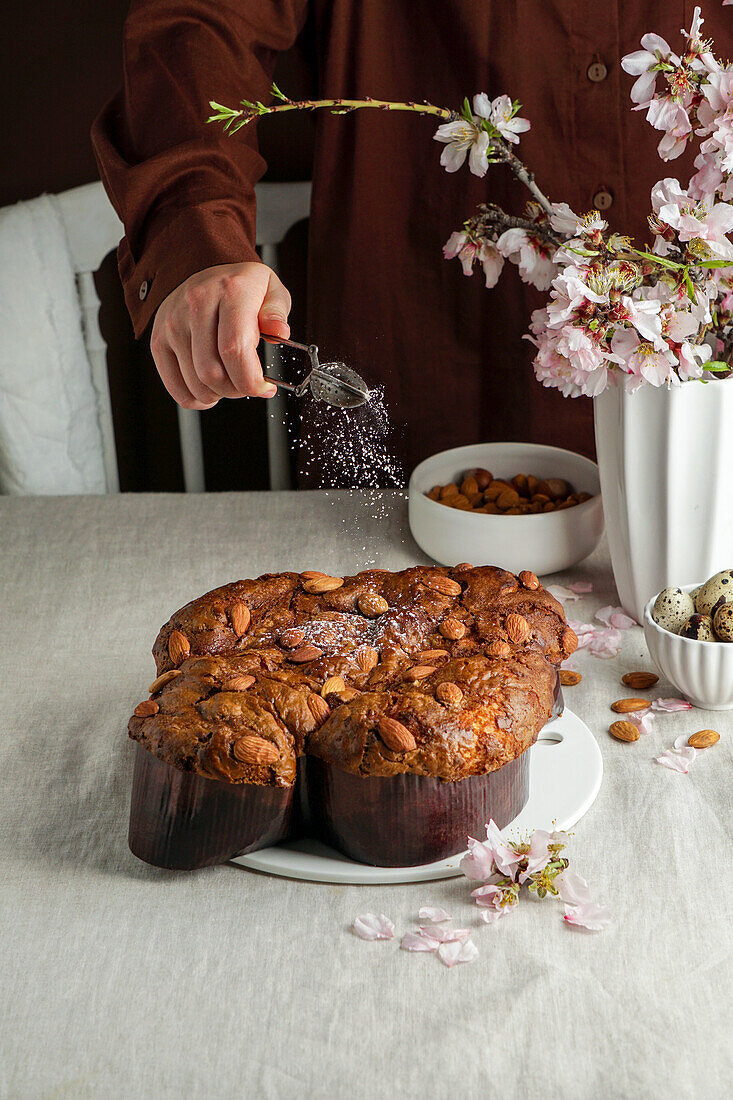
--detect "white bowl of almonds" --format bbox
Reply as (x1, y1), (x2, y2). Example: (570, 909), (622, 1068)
(408, 442), (603, 575)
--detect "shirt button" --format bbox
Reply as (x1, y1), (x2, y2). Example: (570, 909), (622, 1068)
(587, 61), (608, 83)
(593, 189), (613, 211)
(139, 280), (149, 301)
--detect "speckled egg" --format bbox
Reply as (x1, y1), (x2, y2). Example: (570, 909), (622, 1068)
(679, 613), (716, 641)
(694, 569), (733, 616)
(713, 603), (733, 642)
(652, 587), (696, 633)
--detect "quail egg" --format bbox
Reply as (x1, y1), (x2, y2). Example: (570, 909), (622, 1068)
(713, 602), (733, 642)
(652, 587), (696, 633)
(694, 569), (733, 616)
(679, 613), (716, 641)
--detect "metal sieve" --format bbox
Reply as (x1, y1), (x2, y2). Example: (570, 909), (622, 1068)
(260, 333), (370, 408)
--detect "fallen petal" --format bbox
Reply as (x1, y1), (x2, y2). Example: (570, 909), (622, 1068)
(590, 628), (623, 658)
(651, 697), (692, 712)
(401, 931), (439, 952)
(420, 924), (471, 943)
(654, 748), (694, 772)
(568, 581), (593, 594)
(438, 939), (479, 967)
(417, 906), (451, 923)
(628, 708), (656, 736)
(352, 913), (395, 941)
(478, 905), (513, 923)
(546, 585), (581, 602)
(563, 901), (613, 931)
(556, 869), (592, 906)
(596, 605), (637, 630)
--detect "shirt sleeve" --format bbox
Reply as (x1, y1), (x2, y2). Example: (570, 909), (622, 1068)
(91, 0), (309, 337)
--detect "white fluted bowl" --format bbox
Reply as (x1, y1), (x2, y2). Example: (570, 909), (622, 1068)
(643, 584), (733, 710)
(408, 442), (604, 576)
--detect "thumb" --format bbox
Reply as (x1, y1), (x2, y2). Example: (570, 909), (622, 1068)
(258, 270), (291, 340)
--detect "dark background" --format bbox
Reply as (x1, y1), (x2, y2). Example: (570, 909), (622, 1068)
(1, 1), (315, 491)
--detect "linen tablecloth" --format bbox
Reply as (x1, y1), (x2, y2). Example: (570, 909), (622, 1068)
(1, 492), (731, 1099)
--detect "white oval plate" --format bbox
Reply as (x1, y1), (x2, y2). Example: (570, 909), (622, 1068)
(231, 707), (602, 885)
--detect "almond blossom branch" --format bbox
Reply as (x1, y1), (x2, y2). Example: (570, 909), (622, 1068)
(208, 93), (454, 135)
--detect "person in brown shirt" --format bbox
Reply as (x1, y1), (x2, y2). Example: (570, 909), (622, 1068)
(92, 1), (731, 484)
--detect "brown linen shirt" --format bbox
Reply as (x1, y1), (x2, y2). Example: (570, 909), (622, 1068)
(92, 1), (731, 481)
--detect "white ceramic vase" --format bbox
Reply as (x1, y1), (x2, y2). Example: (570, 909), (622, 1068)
(593, 379), (733, 622)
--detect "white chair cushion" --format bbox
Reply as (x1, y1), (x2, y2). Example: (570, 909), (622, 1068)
(0, 194), (107, 494)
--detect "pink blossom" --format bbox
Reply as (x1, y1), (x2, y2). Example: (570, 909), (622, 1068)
(434, 118), (490, 176)
(352, 913), (395, 941)
(610, 328), (678, 387)
(497, 228), (556, 290)
(438, 939), (479, 967)
(653, 179), (733, 257)
(443, 231), (505, 287)
(401, 930), (439, 952)
(459, 835), (497, 881)
(618, 294), (665, 348)
(546, 269), (608, 327)
(472, 884), (518, 922)
(651, 697), (692, 712)
(474, 93), (531, 145)
(621, 34), (678, 106)
(485, 819), (524, 877)
(549, 202), (581, 236)
(417, 907), (452, 923)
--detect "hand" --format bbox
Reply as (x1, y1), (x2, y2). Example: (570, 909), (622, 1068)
(150, 261), (291, 409)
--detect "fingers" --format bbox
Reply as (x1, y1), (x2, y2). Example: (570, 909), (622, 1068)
(150, 335), (218, 411)
(217, 274), (277, 398)
(258, 269), (292, 341)
(151, 263), (293, 407)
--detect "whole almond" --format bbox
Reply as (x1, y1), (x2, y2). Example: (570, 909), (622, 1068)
(440, 617), (466, 640)
(423, 574), (462, 597)
(559, 670), (582, 686)
(359, 592), (389, 617)
(506, 613), (531, 644)
(149, 669), (182, 694)
(404, 664), (437, 682)
(222, 674), (255, 692)
(487, 640), (511, 658)
(518, 570), (540, 591)
(561, 627), (579, 656)
(460, 475), (479, 497)
(621, 671), (659, 690)
(321, 675), (346, 698)
(134, 699), (159, 718)
(300, 570), (327, 581)
(168, 629), (190, 665)
(436, 681), (463, 706)
(288, 645), (323, 663)
(496, 488), (521, 510)
(280, 628), (306, 649)
(688, 729), (720, 749)
(609, 721), (640, 742)
(377, 716), (417, 753)
(440, 483), (459, 500)
(451, 495), (472, 511)
(338, 686), (361, 702)
(356, 647), (379, 672)
(307, 693), (331, 723)
(454, 562), (474, 571)
(418, 649), (450, 662)
(611, 698), (650, 713)
(303, 575), (344, 594)
(232, 735), (279, 765)
(229, 601), (251, 636)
